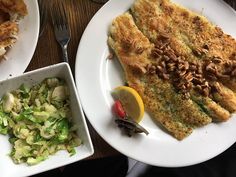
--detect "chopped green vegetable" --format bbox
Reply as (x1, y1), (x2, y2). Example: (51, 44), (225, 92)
(0, 77), (81, 165)
(2, 93), (15, 113)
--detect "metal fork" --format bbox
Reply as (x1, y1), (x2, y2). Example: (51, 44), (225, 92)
(50, 0), (70, 63)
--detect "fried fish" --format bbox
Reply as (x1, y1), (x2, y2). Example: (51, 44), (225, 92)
(108, 13), (213, 140)
(130, 0), (236, 121)
(108, 0), (236, 139)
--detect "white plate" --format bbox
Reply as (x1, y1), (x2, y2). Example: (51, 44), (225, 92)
(0, 63), (94, 177)
(0, 0), (39, 80)
(75, 0), (236, 167)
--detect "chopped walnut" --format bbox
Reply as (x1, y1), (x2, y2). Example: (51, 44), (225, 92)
(147, 34), (236, 98)
(205, 62), (217, 74)
(194, 81), (210, 97)
(122, 37), (143, 54)
(132, 63), (147, 74)
(151, 47), (163, 58)
(135, 46), (144, 54)
(183, 72), (193, 82)
(146, 64), (156, 74)
(155, 34), (171, 49)
(167, 62), (176, 72)
(164, 50), (178, 61)
(212, 57), (222, 64)
(192, 47), (207, 57)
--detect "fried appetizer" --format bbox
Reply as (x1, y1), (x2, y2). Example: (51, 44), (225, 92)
(0, 0), (27, 58)
(0, 0), (27, 18)
(0, 21), (18, 57)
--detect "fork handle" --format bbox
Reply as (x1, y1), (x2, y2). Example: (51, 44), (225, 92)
(61, 45), (69, 63)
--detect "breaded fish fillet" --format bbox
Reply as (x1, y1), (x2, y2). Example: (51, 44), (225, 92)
(131, 0), (236, 121)
(0, 0), (27, 17)
(108, 13), (212, 140)
(190, 91), (230, 122)
(131, 0), (236, 61)
(0, 20), (18, 57)
(131, 0), (236, 94)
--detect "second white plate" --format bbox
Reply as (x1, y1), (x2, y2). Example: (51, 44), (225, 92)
(75, 0), (236, 167)
(0, 0), (39, 80)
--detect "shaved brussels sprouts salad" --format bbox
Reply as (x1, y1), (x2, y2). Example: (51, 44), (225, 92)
(0, 78), (81, 165)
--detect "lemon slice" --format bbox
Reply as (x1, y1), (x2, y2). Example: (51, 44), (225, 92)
(113, 86), (144, 123)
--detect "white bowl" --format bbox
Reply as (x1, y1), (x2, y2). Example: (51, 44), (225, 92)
(0, 63), (94, 177)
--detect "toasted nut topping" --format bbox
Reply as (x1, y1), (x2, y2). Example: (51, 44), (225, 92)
(147, 35), (236, 98)
(212, 57), (222, 64)
(132, 63), (147, 74)
(231, 68), (236, 76)
(192, 47), (205, 57)
(151, 47), (163, 58)
(167, 63), (176, 72)
(146, 64), (157, 74)
(205, 62), (217, 74)
(135, 46), (144, 54)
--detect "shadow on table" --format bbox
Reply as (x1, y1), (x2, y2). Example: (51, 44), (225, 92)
(137, 142), (236, 177)
(32, 155), (128, 177)
(32, 142), (236, 177)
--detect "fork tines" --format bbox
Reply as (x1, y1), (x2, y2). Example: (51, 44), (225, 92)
(50, 0), (71, 63)
(50, 1), (68, 30)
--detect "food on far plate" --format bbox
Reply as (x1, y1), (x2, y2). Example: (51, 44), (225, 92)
(108, 0), (236, 140)
(112, 86), (148, 137)
(0, 0), (28, 59)
(0, 78), (81, 165)
(0, 21), (18, 57)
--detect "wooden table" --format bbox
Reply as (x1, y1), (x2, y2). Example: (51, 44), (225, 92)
(25, 0), (236, 160)
(26, 0), (120, 159)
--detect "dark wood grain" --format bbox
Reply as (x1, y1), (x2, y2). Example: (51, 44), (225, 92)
(25, 0), (235, 160)
(26, 0), (120, 160)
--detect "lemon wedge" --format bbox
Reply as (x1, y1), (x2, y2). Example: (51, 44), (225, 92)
(113, 86), (144, 123)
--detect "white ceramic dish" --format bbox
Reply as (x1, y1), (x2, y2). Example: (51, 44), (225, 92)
(0, 63), (94, 177)
(75, 0), (236, 167)
(0, 0), (39, 81)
